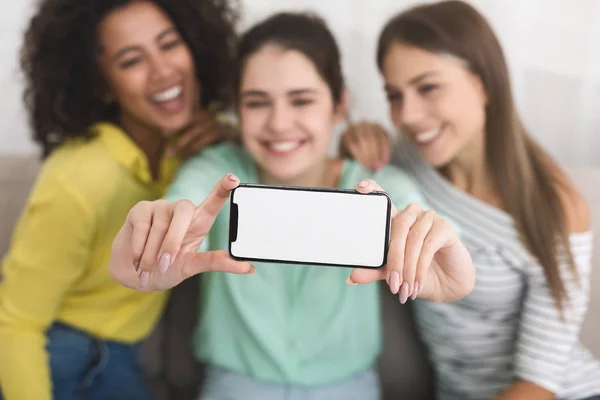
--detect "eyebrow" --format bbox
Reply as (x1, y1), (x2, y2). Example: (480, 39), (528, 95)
(241, 90), (268, 98)
(112, 26), (178, 60)
(241, 88), (317, 97)
(384, 71), (440, 92)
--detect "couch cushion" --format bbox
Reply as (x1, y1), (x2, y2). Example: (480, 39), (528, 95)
(0, 153), (41, 258)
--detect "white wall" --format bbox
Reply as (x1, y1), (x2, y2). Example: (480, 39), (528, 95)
(2, 0), (599, 166)
(0, 0), (37, 154)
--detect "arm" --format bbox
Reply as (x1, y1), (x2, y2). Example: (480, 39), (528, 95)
(497, 191), (591, 399)
(0, 181), (93, 400)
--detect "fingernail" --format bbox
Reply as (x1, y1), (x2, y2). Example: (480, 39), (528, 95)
(158, 253), (171, 274)
(134, 260), (140, 271)
(399, 282), (409, 304)
(247, 265), (256, 274)
(411, 282), (419, 301)
(227, 173), (238, 181)
(346, 276), (358, 285)
(358, 180), (369, 188)
(390, 271), (400, 294)
(140, 271), (150, 288)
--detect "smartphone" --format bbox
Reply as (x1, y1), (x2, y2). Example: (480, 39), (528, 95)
(228, 184), (392, 268)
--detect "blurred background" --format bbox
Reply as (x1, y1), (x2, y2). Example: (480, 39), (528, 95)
(2, 0), (600, 166)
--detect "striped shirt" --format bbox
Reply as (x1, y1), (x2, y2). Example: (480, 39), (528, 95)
(392, 139), (600, 400)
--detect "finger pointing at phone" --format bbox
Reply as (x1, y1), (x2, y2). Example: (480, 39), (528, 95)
(109, 174), (255, 293)
(348, 179), (475, 304)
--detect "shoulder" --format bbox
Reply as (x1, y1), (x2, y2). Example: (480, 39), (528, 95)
(165, 141), (251, 203)
(373, 164), (419, 187)
(33, 136), (122, 206)
(556, 177), (590, 234)
(372, 164), (427, 210)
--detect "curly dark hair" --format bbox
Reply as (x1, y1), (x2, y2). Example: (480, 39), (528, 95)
(20, 0), (239, 157)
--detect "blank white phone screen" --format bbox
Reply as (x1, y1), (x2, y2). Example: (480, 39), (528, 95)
(229, 186), (390, 268)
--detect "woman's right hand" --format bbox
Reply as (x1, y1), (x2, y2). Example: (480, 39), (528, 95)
(339, 121), (393, 171)
(109, 174), (255, 292)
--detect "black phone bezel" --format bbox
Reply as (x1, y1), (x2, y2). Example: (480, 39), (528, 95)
(228, 183), (391, 269)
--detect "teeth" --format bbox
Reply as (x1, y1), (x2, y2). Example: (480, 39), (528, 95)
(152, 86), (182, 102)
(268, 141), (301, 152)
(415, 128), (440, 144)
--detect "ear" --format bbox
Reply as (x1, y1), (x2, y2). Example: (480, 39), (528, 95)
(333, 88), (350, 123)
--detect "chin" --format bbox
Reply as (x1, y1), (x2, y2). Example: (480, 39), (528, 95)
(420, 149), (453, 168)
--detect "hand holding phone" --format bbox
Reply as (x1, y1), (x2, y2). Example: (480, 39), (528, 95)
(346, 179), (475, 304)
(109, 174), (255, 292)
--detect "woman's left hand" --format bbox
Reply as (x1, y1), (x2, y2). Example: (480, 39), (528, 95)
(347, 179), (475, 303)
(167, 109), (226, 159)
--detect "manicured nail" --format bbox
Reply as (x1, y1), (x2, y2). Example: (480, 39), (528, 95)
(134, 260), (140, 271)
(139, 271), (150, 288)
(390, 271), (400, 294)
(399, 282), (409, 304)
(247, 265), (257, 274)
(411, 282), (419, 301)
(227, 173), (238, 181)
(158, 253), (171, 274)
(358, 180), (369, 188)
(346, 276), (358, 285)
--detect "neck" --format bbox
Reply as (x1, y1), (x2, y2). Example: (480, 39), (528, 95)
(442, 135), (502, 208)
(259, 158), (343, 189)
(120, 113), (166, 180)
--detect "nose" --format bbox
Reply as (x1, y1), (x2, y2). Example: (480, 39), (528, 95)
(268, 102), (294, 134)
(148, 52), (175, 81)
(397, 92), (426, 127)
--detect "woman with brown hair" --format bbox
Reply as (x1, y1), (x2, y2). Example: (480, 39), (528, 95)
(341, 1), (600, 399)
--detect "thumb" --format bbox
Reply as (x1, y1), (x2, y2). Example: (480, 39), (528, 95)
(181, 250), (256, 279)
(346, 267), (387, 286)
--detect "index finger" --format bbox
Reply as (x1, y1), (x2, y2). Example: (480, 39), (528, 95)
(193, 173), (240, 228)
(354, 179), (399, 217)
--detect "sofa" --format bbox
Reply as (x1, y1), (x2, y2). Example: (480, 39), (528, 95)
(1, 153), (599, 400)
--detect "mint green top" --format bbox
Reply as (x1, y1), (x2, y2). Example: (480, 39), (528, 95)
(164, 142), (428, 386)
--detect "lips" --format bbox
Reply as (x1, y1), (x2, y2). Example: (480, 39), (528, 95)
(261, 139), (307, 155)
(148, 84), (185, 113)
(414, 127), (441, 144)
(151, 85), (182, 103)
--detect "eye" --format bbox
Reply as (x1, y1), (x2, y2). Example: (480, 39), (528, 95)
(291, 98), (313, 107)
(418, 83), (438, 95)
(119, 57), (142, 69)
(386, 92), (402, 104)
(161, 39), (182, 51)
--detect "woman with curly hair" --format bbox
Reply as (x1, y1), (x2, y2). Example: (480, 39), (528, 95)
(0, 1), (243, 399)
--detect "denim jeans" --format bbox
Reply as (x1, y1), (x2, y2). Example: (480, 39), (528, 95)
(199, 365), (380, 400)
(1, 322), (152, 400)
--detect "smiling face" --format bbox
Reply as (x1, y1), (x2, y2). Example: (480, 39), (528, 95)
(381, 42), (488, 167)
(238, 44), (345, 184)
(97, 0), (199, 136)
